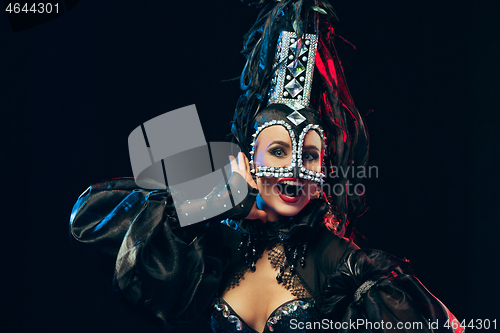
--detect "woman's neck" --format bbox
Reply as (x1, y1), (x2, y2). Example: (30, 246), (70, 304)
(256, 195), (281, 222)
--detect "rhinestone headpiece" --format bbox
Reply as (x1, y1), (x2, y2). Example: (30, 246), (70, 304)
(248, 31), (325, 185)
(268, 31), (318, 108)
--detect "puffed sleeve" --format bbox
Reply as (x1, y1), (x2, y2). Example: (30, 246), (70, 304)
(320, 249), (463, 332)
(69, 178), (233, 330)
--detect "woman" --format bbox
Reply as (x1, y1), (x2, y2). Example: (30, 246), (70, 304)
(70, 1), (462, 332)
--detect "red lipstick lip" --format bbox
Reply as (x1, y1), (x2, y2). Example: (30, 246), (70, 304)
(278, 191), (301, 203)
(277, 178), (303, 203)
(277, 177), (304, 184)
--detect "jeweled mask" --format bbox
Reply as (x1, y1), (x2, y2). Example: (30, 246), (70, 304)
(249, 104), (326, 184)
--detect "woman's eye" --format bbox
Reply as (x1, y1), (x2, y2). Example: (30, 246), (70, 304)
(303, 152), (319, 161)
(270, 148), (286, 158)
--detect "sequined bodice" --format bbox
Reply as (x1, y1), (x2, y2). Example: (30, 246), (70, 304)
(210, 297), (316, 332)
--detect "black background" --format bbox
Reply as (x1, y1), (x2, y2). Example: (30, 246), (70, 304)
(2, 0), (500, 332)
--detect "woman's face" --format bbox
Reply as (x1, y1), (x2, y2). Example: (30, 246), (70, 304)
(254, 125), (323, 221)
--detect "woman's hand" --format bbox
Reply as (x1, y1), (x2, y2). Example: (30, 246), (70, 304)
(229, 152), (268, 223)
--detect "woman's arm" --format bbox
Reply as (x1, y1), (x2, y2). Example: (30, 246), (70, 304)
(320, 249), (463, 332)
(69, 160), (261, 329)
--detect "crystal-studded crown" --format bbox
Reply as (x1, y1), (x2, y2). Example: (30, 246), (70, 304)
(267, 31), (318, 108)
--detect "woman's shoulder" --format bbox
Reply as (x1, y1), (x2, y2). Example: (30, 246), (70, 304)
(312, 230), (360, 273)
(313, 230), (411, 276)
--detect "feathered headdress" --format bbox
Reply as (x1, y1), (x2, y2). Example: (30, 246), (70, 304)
(231, 0), (369, 237)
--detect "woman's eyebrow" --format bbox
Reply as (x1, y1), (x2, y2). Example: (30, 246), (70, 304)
(268, 140), (291, 148)
(302, 145), (320, 150)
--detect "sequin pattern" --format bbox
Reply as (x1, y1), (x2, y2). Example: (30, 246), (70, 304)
(211, 297), (316, 333)
(213, 299), (244, 331)
(266, 299), (314, 332)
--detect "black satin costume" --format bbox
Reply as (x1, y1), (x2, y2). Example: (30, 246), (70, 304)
(70, 178), (462, 332)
